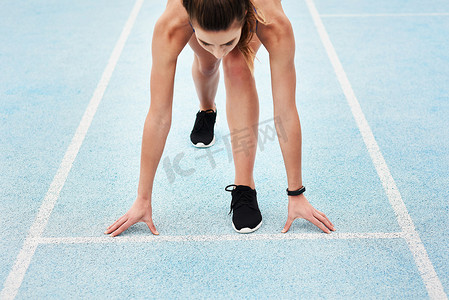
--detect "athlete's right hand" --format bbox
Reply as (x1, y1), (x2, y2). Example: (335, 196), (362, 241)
(104, 197), (159, 237)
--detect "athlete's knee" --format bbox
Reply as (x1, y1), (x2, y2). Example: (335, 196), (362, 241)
(195, 56), (220, 76)
(222, 50), (250, 81)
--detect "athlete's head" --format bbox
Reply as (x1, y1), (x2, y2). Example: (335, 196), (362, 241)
(182, 0), (263, 73)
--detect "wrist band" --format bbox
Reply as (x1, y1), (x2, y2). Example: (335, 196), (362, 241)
(286, 186), (306, 196)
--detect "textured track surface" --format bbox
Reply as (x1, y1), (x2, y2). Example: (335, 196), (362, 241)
(1, 0), (448, 298)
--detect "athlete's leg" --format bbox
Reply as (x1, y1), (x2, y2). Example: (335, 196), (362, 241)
(222, 36), (262, 189)
(188, 35), (221, 111)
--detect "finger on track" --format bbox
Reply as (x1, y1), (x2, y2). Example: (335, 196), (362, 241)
(281, 216), (295, 233)
(111, 219), (133, 237)
(106, 216), (128, 234)
(314, 211), (335, 231)
(310, 216), (331, 234)
(316, 209), (334, 228)
(146, 221), (159, 235)
(107, 215), (125, 230)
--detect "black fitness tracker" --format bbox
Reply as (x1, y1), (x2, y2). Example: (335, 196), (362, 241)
(286, 186), (306, 196)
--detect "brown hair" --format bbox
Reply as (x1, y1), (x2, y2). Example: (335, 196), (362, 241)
(182, 0), (265, 74)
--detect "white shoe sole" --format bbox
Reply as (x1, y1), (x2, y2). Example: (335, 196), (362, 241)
(192, 135), (215, 148)
(232, 220), (262, 234)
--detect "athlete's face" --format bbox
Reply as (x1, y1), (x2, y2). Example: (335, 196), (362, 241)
(192, 20), (242, 59)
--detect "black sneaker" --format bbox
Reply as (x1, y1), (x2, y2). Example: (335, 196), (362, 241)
(225, 184), (262, 233)
(190, 109), (217, 147)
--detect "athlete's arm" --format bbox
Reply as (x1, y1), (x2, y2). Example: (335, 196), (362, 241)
(257, 5), (335, 233)
(138, 18), (191, 203)
(105, 11), (192, 237)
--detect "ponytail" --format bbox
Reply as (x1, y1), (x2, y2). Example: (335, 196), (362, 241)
(237, 1), (266, 75)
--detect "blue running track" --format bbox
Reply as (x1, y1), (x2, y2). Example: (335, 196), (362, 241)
(1, 0), (448, 298)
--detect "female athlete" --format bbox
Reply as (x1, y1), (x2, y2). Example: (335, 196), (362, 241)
(105, 0), (335, 236)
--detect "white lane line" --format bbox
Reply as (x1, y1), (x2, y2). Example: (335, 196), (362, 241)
(305, 0), (447, 299)
(0, 1), (144, 299)
(320, 13), (449, 18)
(38, 232), (405, 244)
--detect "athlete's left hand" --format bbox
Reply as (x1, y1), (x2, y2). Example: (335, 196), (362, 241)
(282, 194), (335, 234)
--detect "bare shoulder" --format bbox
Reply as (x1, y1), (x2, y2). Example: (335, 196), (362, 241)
(152, 0), (193, 58)
(253, 0), (289, 27)
(157, 0), (190, 29)
(253, 0), (285, 19)
(253, 0), (294, 49)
